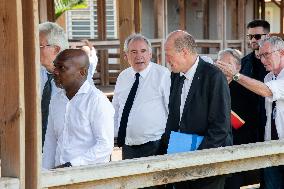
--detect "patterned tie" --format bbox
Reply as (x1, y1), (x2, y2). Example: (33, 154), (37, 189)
(41, 73), (53, 146)
(117, 73), (140, 147)
(271, 101), (278, 140)
(168, 75), (186, 131)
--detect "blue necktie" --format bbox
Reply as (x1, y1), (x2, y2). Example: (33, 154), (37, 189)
(41, 73), (53, 146)
(117, 73), (140, 147)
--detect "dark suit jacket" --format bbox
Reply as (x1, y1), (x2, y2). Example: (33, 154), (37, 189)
(161, 59), (232, 153)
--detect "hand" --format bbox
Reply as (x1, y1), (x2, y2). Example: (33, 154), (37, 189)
(215, 60), (237, 78)
(81, 39), (93, 49)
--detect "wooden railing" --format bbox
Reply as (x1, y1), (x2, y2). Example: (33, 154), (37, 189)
(42, 140), (284, 189)
(69, 39), (244, 86)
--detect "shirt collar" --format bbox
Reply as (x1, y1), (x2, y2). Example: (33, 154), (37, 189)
(60, 80), (90, 98)
(180, 56), (199, 79)
(130, 62), (152, 79)
(276, 68), (284, 79)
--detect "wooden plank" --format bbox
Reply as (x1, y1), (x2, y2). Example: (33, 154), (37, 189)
(134, 0), (142, 33)
(178, 0), (186, 30)
(154, 0), (165, 39)
(217, 0), (225, 49)
(281, 0), (284, 34)
(202, 0), (209, 54)
(43, 140), (284, 188)
(22, 0), (41, 188)
(118, 0), (135, 71)
(46, 0), (55, 21)
(97, 0), (106, 40)
(238, 0), (246, 53)
(260, 0), (265, 19)
(38, 0), (48, 22)
(0, 0), (25, 186)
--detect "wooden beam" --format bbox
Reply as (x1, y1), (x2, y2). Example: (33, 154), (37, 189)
(281, 0), (284, 34)
(154, 0), (165, 38)
(260, 0), (265, 19)
(97, 0), (106, 40)
(202, 0), (209, 53)
(238, 0), (246, 53)
(118, 0), (135, 71)
(134, 0), (142, 33)
(178, 0), (186, 30)
(39, 0), (48, 22)
(0, 0), (25, 186)
(22, 0), (41, 188)
(42, 140), (284, 188)
(217, 0), (225, 49)
(47, 0), (55, 21)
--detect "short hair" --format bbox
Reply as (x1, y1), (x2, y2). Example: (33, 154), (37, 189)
(168, 31), (197, 54)
(123, 33), (152, 53)
(247, 20), (270, 33)
(56, 49), (89, 70)
(39, 22), (69, 52)
(217, 48), (243, 65)
(259, 36), (284, 50)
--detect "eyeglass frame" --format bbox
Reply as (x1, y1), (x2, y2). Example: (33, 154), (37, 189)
(39, 44), (54, 48)
(246, 34), (267, 40)
(257, 49), (280, 59)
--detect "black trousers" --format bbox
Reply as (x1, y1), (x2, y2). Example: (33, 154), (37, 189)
(122, 139), (162, 160)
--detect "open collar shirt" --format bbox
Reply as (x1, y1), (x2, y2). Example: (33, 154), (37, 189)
(264, 68), (284, 140)
(42, 81), (114, 169)
(112, 62), (171, 145)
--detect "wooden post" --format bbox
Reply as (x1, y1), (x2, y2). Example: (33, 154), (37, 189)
(281, 0), (284, 34)
(178, 0), (186, 30)
(118, 0), (135, 71)
(202, 0), (209, 53)
(154, 0), (165, 39)
(0, 0), (25, 187)
(39, 0), (48, 22)
(260, 0), (265, 20)
(22, 0), (41, 188)
(217, 0), (225, 49)
(97, 0), (109, 85)
(238, 0), (246, 53)
(134, 0), (142, 33)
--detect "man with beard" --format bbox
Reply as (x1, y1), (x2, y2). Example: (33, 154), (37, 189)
(42, 49), (114, 169)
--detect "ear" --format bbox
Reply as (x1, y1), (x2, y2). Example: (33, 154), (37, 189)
(279, 49), (284, 56)
(54, 45), (61, 54)
(79, 67), (88, 77)
(124, 53), (128, 61)
(181, 48), (189, 57)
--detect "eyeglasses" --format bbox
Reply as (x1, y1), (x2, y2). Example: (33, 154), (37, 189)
(257, 50), (279, 59)
(40, 44), (53, 48)
(246, 34), (267, 40)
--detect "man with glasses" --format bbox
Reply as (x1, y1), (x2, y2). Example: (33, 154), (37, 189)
(39, 22), (69, 146)
(217, 36), (284, 189)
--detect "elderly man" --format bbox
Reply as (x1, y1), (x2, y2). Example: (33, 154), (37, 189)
(160, 30), (232, 189)
(216, 36), (284, 189)
(42, 49), (114, 169)
(112, 33), (170, 160)
(39, 22), (69, 146)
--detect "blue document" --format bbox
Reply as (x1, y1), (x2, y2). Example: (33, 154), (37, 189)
(167, 131), (204, 154)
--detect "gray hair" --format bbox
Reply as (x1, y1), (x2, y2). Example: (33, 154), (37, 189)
(39, 22), (69, 52)
(259, 36), (284, 50)
(123, 33), (152, 53)
(217, 48), (243, 65)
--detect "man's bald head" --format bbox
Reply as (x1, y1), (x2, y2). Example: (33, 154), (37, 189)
(166, 30), (197, 54)
(55, 49), (90, 71)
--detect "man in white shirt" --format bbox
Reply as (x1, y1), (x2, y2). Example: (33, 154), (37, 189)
(112, 33), (170, 160)
(216, 36), (284, 188)
(39, 22), (69, 146)
(42, 49), (114, 169)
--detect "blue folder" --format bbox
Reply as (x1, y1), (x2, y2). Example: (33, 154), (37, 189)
(167, 131), (204, 154)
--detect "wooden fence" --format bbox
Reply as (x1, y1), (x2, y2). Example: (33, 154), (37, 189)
(40, 140), (284, 189)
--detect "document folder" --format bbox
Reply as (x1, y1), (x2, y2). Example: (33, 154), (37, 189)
(167, 131), (204, 154)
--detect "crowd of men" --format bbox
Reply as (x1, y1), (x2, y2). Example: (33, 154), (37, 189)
(40, 20), (284, 189)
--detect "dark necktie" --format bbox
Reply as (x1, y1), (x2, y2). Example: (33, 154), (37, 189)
(41, 73), (53, 146)
(168, 75), (186, 131)
(117, 73), (140, 147)
(271, 101), (278, 140)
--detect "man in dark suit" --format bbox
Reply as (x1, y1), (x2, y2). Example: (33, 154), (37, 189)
(160, 30), (232, 189)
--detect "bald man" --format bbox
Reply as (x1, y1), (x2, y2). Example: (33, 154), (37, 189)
(42, 49), (114, 169)
(161, 30), (232, 189)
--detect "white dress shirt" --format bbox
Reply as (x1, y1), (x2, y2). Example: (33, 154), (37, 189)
(264, 68), (284, 140)
(87, 47), (98, 84)
(40, 66), (61, 96)
(42, 81), (114, 169)
(180, 56), (199, 119)
(112, 62), (171, 145)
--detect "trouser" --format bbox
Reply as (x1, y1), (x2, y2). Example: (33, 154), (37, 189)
(263, 165), (284, 189)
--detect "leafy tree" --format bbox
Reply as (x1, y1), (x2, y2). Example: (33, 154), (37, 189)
(55, 0), (88, 19)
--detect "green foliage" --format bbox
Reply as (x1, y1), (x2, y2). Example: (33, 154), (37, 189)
(55, 0), (88, 19)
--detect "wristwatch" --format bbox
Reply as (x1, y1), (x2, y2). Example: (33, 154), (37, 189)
(232, 73), (241, 81)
